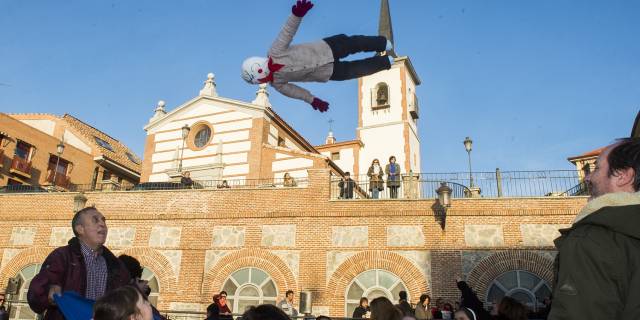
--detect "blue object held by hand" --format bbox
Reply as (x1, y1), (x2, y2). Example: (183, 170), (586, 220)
(53, 291), (95, 320)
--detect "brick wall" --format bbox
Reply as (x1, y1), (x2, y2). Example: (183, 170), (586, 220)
(0, 169), (586, 316)
(0, 113), (97, 187)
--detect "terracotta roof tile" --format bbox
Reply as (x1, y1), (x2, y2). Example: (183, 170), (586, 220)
(567, 146), (605, 161)
(61, 114), (141, 173)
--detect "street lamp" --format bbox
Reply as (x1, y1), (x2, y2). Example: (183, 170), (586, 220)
(463, 136), (474, 188)
(178, 124), (190, 172)
(435, 182), (452, 230)
(52, 141), (65, 188)
(436, 182), (452, 207)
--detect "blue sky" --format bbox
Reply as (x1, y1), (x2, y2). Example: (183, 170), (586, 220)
(1, 0), (638, 172)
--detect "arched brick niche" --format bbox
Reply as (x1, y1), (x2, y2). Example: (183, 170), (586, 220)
(0, 247), (52, 289)
(119, 247), (180, 293)
(466, 250), (554, 302)
(326, 250), (428, 316)
(201, 248), (298, 304)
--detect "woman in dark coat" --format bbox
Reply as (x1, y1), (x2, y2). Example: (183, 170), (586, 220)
(385, 156), (401, 199)
(367, 159), (384, 199)
(353, 297), (371, 318)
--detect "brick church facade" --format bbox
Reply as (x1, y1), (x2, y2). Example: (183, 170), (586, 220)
(0, 171), (585, 317)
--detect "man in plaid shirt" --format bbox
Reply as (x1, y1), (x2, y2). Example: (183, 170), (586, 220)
(27, 207), (130, 320)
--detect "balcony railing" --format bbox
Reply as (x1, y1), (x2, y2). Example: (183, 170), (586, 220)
(67, 177), (311, 192)
(331, 174), (470, 200)
(46, 170), (71, 189)
(330, 169), (587, 200)
(10, 156), (32, 178)
(0, 170), (589, 199)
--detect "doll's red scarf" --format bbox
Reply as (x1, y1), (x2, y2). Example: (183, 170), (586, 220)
(258, 57), (284, 83)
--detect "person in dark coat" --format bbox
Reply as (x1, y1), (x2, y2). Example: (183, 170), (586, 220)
(217, 291), (233, 320)
(455, 279), (492, 320)
(385, 156), (401, 199)
(395, 291), (414, 317)
(353, 297), (370, 318)
(27, 207), (130, 320)
(338, 172), (356, 199)
(180, 171), (194, 188)
(367, 159), (384, 199)
(549, 138), (640, 320)
(206, 295), (221, 320)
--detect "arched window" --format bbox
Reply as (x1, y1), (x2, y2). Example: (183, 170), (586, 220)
(142, 267), (160, 307)
(345, 269), (408, 317)
(222, 268), (278, 313)
(374, 83), (389, 108)
(486, 270), (551, 312)
(9, 264), (42, 320)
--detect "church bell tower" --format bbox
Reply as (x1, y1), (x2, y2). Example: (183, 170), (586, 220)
(357, 0), (422, 174)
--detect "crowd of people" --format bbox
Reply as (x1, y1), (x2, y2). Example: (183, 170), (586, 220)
(10, 138), (640, 320)
(347, 285), (541, 320)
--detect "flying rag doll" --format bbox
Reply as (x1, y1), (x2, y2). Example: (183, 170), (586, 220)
(241, 0), (393, 113)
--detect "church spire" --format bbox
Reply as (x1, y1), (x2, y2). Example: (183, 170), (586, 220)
(379, 0), (396, 57)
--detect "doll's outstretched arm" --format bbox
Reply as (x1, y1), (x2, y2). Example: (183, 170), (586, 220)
(269, 0), (314, 55)
(271, 82), (329, 112)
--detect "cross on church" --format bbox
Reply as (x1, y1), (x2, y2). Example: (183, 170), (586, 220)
(328, 118), (334, 132)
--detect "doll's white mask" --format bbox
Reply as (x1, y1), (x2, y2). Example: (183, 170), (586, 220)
(241, 56), (269, 84)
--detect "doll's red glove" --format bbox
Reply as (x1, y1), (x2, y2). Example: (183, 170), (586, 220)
(311, 97), (329, 112)
(292, 0), (314, 17)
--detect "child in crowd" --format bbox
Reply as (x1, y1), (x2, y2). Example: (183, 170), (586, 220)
(94, 286), (153, 320)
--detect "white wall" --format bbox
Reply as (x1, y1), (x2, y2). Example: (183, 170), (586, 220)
(358, 123), (406, 176)
(357, 61), (422, 175)
(63, 130), (92, 154)
(360, 67), (403, 127)
(19, 119), (56, 136)
(321, 148), (355, 175)
(147, 100), (256, 181)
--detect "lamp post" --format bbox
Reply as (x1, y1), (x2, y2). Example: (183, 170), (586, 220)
(178, 124), (190, 172)
(52, 141), (65, 188)
(463, 136), (474, 188)
(435, 182), (452, 229)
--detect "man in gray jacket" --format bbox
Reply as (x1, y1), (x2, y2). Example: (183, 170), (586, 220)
(241, 0), (393, 113)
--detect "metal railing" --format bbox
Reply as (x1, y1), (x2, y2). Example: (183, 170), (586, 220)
(331, 169), (587, 199)
(46, 170), (71, 189)
(0, 169), (588, 199)
(0, 177), (310, 194)
(418, 169), (585, 197)
(10, 156), (32, 177)
(559, 181), (590, 197)
(331, 175), (469, 200)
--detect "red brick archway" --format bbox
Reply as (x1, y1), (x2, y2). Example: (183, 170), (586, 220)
(119, 247), (180, 293)
(0, 247), (52, 290)
(466, 250), (554, 303)
(326, 250), (429, 316)
(201, 248), (298, 305)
